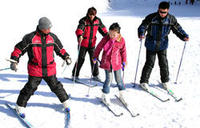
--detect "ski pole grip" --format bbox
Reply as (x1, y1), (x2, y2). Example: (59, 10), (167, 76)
(93, 58), (97, 64)
(122, 62), (126, 71)
(6, 58), (17, 63)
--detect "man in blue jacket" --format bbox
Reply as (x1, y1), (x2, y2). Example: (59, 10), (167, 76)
(138, 1), (189, 90)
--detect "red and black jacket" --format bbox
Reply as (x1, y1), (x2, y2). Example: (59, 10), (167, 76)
(11, 27), (69, 77)
(75, 16), (108, 48)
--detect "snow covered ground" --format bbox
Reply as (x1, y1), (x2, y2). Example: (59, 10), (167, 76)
(0, 0), (200, 128)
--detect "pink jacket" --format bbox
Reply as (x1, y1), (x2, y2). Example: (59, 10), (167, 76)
(93, 35), (127, 71)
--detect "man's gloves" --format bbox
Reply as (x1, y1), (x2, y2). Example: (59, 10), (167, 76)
(184, 37), (189, 41)
(139, 34), (145, 40)
(65, 56), (72, 65)
(10, 62), (18, 72)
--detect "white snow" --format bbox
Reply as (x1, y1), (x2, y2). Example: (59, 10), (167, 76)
(0, 0), (200, 128)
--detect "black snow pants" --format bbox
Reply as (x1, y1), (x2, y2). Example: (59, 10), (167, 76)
(17, 75), (69, 107)
(140, 49), (169, 84)
(72, 46), (99, 77)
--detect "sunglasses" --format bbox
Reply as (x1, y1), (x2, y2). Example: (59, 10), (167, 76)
(159, 11), (168, 14)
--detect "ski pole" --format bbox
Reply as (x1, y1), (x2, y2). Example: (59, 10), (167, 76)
(5, 58), (17, 63)
(122, 68), (124, 81)
(89, 62), (96, 84)
(87, 59), (99, 97)
(122, 67), (125, 89)
(62, 64), (68, 75)
(86, 65), (95, 97)
(121, 62), (125, 83)
(73, 42), (82, 85)
(89, 59), (100, 83)
(86, 85), (92, 97)
(133, 39), (143, 87)
(0, 67), (10, 71)
(175, 41), (187, 84)
(62, 58), (72, 75)
(61, 59), (67, 75)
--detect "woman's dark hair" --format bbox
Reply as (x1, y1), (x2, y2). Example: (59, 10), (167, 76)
(159, 1), (170, 9)
(109, 22), (121, 33)
(87, 7), (97, 16)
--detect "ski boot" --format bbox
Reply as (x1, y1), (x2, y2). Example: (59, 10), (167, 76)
(140, 83), (149, 91)
(15, 105), (26, 118)
(62, 100), (70, 122)
(92, 75), (101, 82)
(101, 93), (111, 106)
(119, 90), (128, 107)
(62, 100), (70, 112)
(72, 75), (79, 81)
(162, 82), (168, 90)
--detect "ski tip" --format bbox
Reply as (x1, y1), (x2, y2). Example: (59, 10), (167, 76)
(116, 113), (123, 117)
(165, 98), (170, 102)
(175, 97), (183, 102)
(132, 113), (140, 117)
(5, 103), (13, 108)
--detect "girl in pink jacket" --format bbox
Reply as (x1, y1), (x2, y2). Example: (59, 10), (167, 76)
(93, 23), (127, 105)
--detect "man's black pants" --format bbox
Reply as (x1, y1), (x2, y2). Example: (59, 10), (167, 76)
(140, 49), (169, 84)
(17, 75), (69, 107)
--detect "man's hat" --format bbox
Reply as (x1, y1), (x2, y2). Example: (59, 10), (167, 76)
(38, 17), (52, 30)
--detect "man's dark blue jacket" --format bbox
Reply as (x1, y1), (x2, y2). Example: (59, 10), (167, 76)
(138, 12), (189, 51)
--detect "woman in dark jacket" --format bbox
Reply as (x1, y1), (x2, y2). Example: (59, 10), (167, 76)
(72, 7), (108, 81)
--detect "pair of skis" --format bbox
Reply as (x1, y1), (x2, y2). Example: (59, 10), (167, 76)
(5, 103), (70, 128)
(156, 82), (183, 102)
(98, 95), (139, 117)
(132, 82), (182, 102)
